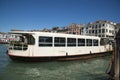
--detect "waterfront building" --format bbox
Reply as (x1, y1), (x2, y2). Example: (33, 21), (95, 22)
(67, 23), (85, 35)
(49, 24), (85, 35)
(42, 28), (51, 32)
(51, 27), (68, 34)
(56, 27), (68, 34)
(0, 32), (19, 43)
(81, 20), (116, 41)
(0, 32), (7, 43)
(7, 34), (19, 42)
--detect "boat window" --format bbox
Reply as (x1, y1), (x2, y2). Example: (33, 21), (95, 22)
(54, 37), (66, 47)
(13, 44), (28, 50)
(93, 39), (98, 46)
(9, 34), (29, 50)
(39, 36), (52, 47)
(19, 36), (24, 42)
(78, 39), (85, 46)
(100, 38), (110, 45)
(25, 34), (35, 45)
(86, 39), (92, 46)
(67, 38), (76, 46)
(100, 38), (105, 45)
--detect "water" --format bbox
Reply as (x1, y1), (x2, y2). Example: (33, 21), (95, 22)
(0, 44), (111, 80)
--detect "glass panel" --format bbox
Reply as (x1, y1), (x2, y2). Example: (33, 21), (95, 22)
(86, 39), (92, 46)
(78, 39), (85, 46)
(54, 37), (66, 47)
(25, 34), (35, 45)
(39, 36), (52, 47)
(93, 39), (98, 46)
(67, 38), (76, 46)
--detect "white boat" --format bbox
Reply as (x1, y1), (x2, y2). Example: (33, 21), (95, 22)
(7, 31), (113, 61)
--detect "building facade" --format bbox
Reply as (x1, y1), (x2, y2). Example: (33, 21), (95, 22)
(67, 23), (84, 35)
(81, 20), (115, 40)
(0, 32), (19, 43)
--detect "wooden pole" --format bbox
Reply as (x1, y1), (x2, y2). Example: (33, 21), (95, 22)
(114, 29), (120, 80)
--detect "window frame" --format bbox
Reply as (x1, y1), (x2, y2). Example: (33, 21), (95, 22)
(67, 38), (76, 47)
(39, 36), (53, 47)
(78, 38), (85, 46)
(54, 37), (66, 47)
(93, 39), (99, 46)
(86, 39), (92, 46)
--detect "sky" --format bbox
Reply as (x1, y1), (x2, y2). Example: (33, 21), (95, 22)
(0, 0), (120, 32)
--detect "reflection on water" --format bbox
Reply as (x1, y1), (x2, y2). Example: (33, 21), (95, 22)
(0, 44), (111, 80)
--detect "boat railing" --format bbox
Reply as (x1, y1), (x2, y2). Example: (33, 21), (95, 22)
(9, 42), (28, 50)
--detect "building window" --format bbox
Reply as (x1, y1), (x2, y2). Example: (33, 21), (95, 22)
(73, 32), (76, 34)
(109, 30), (112, 33)
(99, 35), (101, 37)
(54, 37), (66, 47)
(99, 24), (101, 27)
(92, 30), (94, 33)
(102, 35), (105, 37)
(67, 38), (76, 46)
(103, 24), (105, 26)
(106, 29), (108, 32)
(95, 30), (97, 34)
(78, 39), (85, 46)
(102, 29), (105, 33)
(99, 25), (101, 28)
(95, 25), (97, 28)
(106, 35), (109, 37)
(99, 29), (101, 33)
(39, 36), (52, 46)
(89, 30), (91, 34)
(93, 39), (98, 46)
(112, 31), (114, 34)
(86, 39), (92, 46)
(92, 25), (94, 29)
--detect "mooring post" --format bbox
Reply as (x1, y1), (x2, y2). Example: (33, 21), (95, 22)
(106, 29), (120, 80)
(114, 29), (120, 80)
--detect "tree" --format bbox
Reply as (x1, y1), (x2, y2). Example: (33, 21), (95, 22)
(52, 27), (59, 31)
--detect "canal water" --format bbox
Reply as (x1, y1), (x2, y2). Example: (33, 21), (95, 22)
(0, 44), (111, 80)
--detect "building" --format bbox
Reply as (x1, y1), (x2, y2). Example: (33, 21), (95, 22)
(0, 32), (7, 43)
(51, 27), (67, 33)
(55, 27), (68, 34)
(0, 32), (19, 43)
(67, 23), (84, 35)
(42, 28), (51, 32)
(81, 20), (116, 40)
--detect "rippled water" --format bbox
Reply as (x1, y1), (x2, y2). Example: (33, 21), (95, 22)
(0, 44), (111, 80)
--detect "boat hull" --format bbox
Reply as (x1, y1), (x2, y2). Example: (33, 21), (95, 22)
(8, 51), (112, 62)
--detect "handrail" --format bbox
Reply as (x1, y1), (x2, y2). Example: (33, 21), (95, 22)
(9, 42), (28, 50)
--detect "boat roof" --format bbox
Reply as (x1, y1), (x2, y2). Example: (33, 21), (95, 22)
(9, 31), (100, 39)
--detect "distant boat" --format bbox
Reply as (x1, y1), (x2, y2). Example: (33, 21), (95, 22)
(7, 31), (113, 61)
